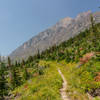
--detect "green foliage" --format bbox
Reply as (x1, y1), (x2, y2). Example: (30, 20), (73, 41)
(11, 61), (62, 100)
(23, 67), (30, 81)
(10, 67), (22, 90)
(0, 62), (9, 99)
(59, 60), (100, 99)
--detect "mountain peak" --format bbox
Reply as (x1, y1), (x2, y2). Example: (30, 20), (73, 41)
(76, 11), (92, 18)
(60, 17), (72, 22)
(56, 17), (73, 28)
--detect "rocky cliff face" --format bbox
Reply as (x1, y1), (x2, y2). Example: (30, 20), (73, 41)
(9, 11), (100, 60)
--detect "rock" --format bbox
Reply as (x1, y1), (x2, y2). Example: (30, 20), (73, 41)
(89, 88), (100, 97)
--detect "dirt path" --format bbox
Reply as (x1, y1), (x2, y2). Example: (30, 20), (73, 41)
(58, 68), (69, 100)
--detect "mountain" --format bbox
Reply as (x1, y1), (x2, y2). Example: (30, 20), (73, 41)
(9, 11), (100, 60)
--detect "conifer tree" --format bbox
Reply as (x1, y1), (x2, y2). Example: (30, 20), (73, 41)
(0, 62), (8, 99)
(90, 14), (97, 49)
(15, 61), (18, 67)
(27, 56), (33, 63)
(22, 59), (25, 68)
(8, 57), (11, 68)
(7, 57), (13, 89)
(23, 66), (29, 81)
(90, 15), (95, 32)
(8, 57), (21, 90)
(37, 49), (41, 59)
(22, 59), (29, 81)
(0, 54), (1, 63)
(10, 67), (21, 89)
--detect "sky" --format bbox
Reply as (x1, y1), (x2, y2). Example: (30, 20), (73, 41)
(0, 0), (100, 56)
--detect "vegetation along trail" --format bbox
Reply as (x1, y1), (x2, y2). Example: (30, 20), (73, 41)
(58, 68), (69, 100)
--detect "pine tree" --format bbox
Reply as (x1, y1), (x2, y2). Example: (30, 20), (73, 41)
(0, 54), (1, 63)
(21, 59), (25, 68)
(0, 62), (8, 99)
(8, 57), (11, 68)
(10, 67), (21, 89)
(90, 15), (97, 50)
(22, 59), (29, 81)
(8, 57), (21, 90)
(23, 67), (29, 81)
(7, 57), (13, 89)
(90, 15), (95, 33)
(15, 61), (18, 67)
(27, 56), (33, 63)
(37, 49), (41, 59)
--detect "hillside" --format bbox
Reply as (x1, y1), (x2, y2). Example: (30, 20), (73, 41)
(0, 22), (100, 100)
(9, 11), (100, 61)
(1, 11), (100, 100)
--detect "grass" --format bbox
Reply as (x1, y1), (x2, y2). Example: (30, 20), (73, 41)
(57, 60), (100, 100)
(11, 61), (63, 100)
(57, 61), (89, 100)
(11, 60), (100, 100)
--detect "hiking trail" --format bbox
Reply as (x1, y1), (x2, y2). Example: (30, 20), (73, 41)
(58, 68), (69, 100)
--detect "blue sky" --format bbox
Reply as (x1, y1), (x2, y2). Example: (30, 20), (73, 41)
(0, 0), (100, 56)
